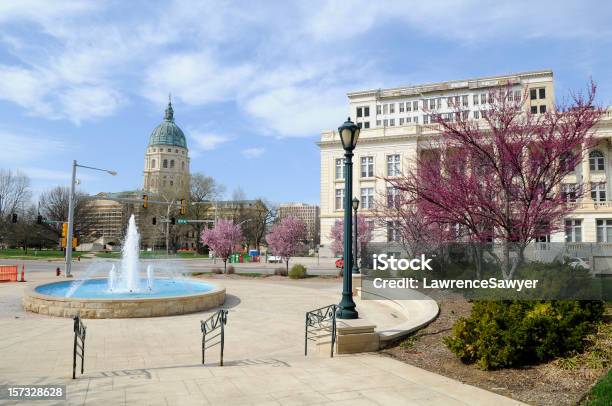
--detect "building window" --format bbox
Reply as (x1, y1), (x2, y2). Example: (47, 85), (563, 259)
(167, 148), (171, 152)
(589, 150), (605, 171)
(387, 154), (401, 176)
(596, 219), (612, 242)
(423, 115), (429, 124)
(562, 183), (577, 202)
(383, 104), (388, 114)
(474, 111), (480, 119)
(480, 94), (486, 104)
(591, 183), (606, 202)
(151, 159), (156, 169)
(539, 105), (547, 113)
(539, 88), (546, 99)
(357, 107), (363, 118)
(335, 158), (346, 179)
(383, 119), (388, 126)
(364, 106), (369, 117)
(389, 103), (395, 114)
(389, 119), (395, 126)
(361, 156), (374, 178)
(406, 102), (412, 112)
(531, 106), (538, 114)
(413, 101), (418, 111)
(182, 161), (185, 170)
(170, 160), (175, 168)
(387, 221), (400, 242)
(170, 180), (174, 186)
(413, 116), (418, 124)
(565, 219), (582, 242)
(514, 90), (521, 101)
(363, 121), (370, 129)
(530, 88), (537, 100)
(335, 189), (345, 210)
(462, 95), (468, 107)
(429, 99), (436, 109)
(399, 117), (404, 125)
(399, 102), (405, 113)
(163, 159), (168, 168)
(387, 187), (400, 208)
(361, 187), (374, 209)
(376, 105), (381, 114)
(473, 94), (479, 105)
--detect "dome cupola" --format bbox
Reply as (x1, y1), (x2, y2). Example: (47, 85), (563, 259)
(148, 96), (187, 148)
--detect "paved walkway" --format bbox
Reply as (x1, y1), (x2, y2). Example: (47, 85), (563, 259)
(0, 273), (524, 405)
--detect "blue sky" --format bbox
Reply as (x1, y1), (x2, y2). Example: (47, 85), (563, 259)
(1, 0), (612, 204)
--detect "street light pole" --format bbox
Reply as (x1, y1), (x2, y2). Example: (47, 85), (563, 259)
(65, 160), (77, 278)
(352, 197), (360, 274)
(337, 117), (360, 320)
(65, 161), (117, 278)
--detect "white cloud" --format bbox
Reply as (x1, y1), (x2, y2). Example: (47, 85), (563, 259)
(0, 131), (66, 164)
(190, 132), (233, 151)
(241, 147), (265, 159)
(58, 86), (124, 124)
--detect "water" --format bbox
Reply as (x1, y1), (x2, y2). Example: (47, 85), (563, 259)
(38, 279), (214, 299)
(62, 214), (200, 298)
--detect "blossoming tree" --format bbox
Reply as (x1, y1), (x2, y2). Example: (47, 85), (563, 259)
(200, 219), (243, 273)
(329, 216), (373, 263)
(386, 83), (602, 279)
(266, 215), (307, 272)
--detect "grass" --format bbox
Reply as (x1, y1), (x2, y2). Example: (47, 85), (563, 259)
(0, 248), (64, 259)
(581, 369), (612, 405)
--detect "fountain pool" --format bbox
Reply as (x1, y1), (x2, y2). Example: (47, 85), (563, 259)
(23, 215), (225, 318)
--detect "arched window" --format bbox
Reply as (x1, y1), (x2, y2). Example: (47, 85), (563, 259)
(181, 161), (185, 170)
(163, 159), (168, 168)
(151, 159), (156, 169)
(589, 150), (605, 171)
(170, 160), (175, 168)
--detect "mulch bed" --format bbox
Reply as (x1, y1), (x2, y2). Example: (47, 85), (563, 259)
(381, 291), (609, 406)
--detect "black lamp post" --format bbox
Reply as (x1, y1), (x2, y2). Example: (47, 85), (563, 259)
(352, 197), (360, 274)
(337, 117), (360, 319)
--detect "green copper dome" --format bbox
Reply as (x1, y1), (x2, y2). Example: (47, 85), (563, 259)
(148, 99), (187, 148)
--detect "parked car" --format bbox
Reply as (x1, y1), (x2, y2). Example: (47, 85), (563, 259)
(335, 258), (344, 269)
(268, 255), (282, 263)
(567, 256), (591, 270)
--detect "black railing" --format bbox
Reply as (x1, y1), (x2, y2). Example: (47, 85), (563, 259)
(305, 304), (338, 358)
(72, 315), (86, 379)
(201, 309), (228, 366)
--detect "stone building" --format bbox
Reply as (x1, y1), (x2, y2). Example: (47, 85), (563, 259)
(318, 70), (612, 257)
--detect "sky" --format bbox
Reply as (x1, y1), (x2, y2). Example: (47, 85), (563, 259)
(1, 0), (612, 205)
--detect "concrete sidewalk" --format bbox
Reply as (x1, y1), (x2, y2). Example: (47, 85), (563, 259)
(0, 276), (524, 405)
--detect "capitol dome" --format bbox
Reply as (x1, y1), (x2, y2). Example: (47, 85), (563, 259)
(148, 99), (187, 148)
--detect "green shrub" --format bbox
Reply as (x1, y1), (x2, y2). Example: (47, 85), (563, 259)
(288, 264), (308, 279)
(443, 300), (605, 370)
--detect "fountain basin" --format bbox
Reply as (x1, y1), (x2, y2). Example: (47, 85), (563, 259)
(23, 278), (225, 318)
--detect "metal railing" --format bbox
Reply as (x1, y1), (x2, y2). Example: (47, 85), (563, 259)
(305, 304), (338, 358)
(201, 309), (228, 366)
(72, 315), (86, 379)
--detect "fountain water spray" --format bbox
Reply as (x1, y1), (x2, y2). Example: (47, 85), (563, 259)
(112, 215), (142, 293)
(146, 265), (154, 291)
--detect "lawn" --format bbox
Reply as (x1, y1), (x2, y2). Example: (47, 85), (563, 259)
(582, 369), (612, 405)
(0, 248), (64, 259)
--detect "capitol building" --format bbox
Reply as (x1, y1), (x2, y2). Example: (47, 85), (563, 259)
(84, 99), (194, 250)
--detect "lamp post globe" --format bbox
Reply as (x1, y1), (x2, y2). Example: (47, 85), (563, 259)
(352, 197), (360, 275)
(337, 117), (360, 320)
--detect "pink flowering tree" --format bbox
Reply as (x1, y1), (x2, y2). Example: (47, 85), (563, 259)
(386, 83), (602, 279)
(200, 219), (243, 273)
(329, 216), (374, 262)
(266, 216), (307, 272)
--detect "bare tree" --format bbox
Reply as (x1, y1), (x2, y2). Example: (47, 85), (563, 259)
(38, 186), (97, 243)
(188, 173), (225, 253)
(0, 169), (31, 246)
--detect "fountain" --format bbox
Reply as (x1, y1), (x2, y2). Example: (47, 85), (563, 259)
(23, 215), (225, 318)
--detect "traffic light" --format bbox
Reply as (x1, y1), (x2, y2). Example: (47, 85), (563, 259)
(72, 237), (77, 249)
(142, 194), (148, 209)
(37, 215), (43, 224)
(62, 222), (68, 238)
(152, 217), (157, 225)
(11, 213), (17, 223)
(180, 199), (186, 215)
(170, 217), (176, 225)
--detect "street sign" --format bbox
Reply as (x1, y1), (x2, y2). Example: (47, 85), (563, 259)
(177, 219), (188, 225)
